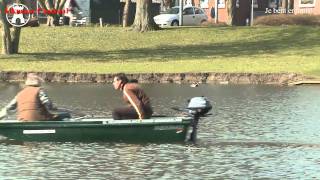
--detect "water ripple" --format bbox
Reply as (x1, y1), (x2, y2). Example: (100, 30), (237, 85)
(1, 84), (320, 179)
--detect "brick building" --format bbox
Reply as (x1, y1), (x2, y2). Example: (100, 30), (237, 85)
(294, 0), (320, 15)
(191, 0), (254, 25)
(174, 0), (320, 25)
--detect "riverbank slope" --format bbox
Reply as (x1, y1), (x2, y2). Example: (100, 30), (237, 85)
(0, 71), (316, 85)
(0, 26), (319, 83)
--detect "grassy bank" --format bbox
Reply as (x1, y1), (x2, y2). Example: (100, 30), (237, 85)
(0, 26), (319, 76)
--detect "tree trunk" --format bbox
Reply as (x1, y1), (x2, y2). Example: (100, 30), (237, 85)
(1, 25), (12, 55)
(226, 0), (237, 26)
(123, 0), (131, 27)
(0, 18), (21, 55)
(0, 0), (12, 54)
(132, 0), (158, 32)
(11, 27), (21, 53)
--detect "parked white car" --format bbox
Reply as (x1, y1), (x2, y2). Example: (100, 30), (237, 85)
(153, 6), (208, 27)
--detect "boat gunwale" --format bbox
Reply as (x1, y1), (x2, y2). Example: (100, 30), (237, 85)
(0, 117), (193, 127)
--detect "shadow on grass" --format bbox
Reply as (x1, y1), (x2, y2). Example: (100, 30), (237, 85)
(1, 26), (318, 62)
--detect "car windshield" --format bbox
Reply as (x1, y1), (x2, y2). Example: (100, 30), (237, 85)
(163, 7), (179, 14)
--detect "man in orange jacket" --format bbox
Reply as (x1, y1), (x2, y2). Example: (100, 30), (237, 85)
(0, 73), (69, 121)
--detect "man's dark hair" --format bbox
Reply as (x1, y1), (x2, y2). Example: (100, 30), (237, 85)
(114, 73), (129, 84)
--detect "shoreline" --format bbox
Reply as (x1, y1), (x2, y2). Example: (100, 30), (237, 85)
(0, 71), (315, 85)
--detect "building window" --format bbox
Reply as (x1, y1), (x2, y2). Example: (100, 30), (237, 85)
(209, 0), (225, 9)
(185, 0), (192, 5)
(299, 0), (316, 7)
(218, 0), (225, 8)
(200, 0), (209, 8)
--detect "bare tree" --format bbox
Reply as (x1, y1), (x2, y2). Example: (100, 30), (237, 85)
(132, 0), (158, 32)
(123, 0), (131, 27)
(0, 0), (21, 54)
(38, 0), (67, 26)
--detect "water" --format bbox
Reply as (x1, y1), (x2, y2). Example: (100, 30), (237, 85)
(1, 83), (320, 179)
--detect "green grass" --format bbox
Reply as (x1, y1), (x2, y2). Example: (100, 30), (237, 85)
(0, 26), (319, 76)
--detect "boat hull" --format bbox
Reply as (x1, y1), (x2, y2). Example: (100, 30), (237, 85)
(0, 117), (193, 143)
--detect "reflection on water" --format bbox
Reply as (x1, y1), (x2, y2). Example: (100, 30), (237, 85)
(1, 83), (320, 179)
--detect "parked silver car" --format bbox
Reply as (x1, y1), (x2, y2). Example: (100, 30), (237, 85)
(153, 6), (208, 27)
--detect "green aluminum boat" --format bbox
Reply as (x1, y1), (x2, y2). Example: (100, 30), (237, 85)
(0, 117), (194, 142)
(0, 97), (212, 143)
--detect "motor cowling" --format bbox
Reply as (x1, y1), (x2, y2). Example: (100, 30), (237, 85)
(187, 97), (212, 116)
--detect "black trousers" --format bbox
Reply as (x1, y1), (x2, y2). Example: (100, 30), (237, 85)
(112, 106), (153, 120)
(52, 112), (71, 121)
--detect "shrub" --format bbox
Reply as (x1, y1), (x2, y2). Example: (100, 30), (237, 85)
(201, 21), (228, 27)
(254, 14), (320, 26)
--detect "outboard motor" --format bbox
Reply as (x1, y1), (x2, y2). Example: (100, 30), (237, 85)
(185, 96), (212, 143)
(187, 97), (212, 116)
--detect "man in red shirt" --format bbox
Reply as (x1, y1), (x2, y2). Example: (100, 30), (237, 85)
(112, 73), (153, 120)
